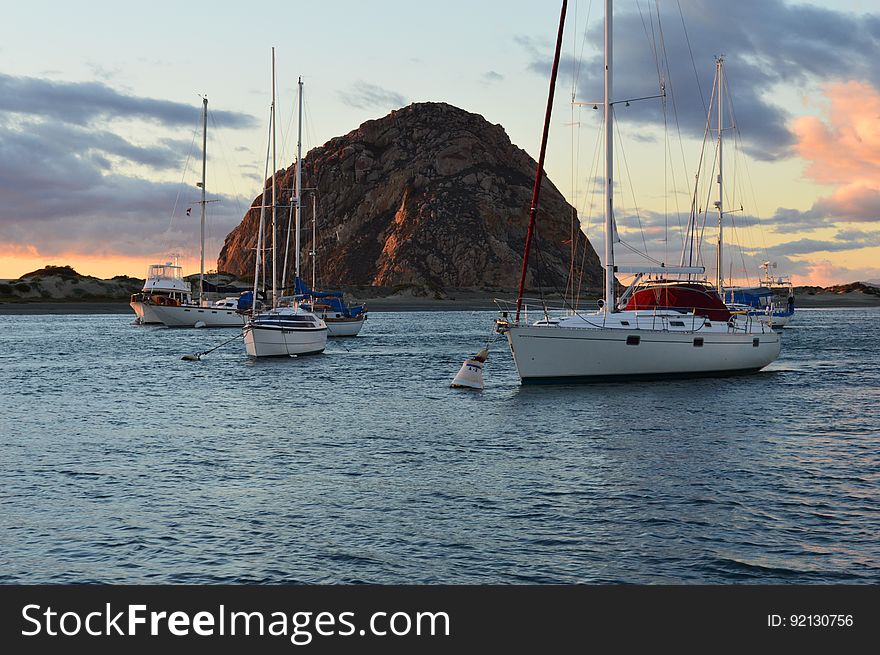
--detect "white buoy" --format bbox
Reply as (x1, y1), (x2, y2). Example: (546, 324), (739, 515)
(450, 348), (488, 389)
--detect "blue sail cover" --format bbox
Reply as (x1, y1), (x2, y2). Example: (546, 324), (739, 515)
(728, 286), (774, 308)
(294, 277), (365, 318)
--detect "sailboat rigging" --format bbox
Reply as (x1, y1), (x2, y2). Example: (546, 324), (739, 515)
(243, 50), (328, 357)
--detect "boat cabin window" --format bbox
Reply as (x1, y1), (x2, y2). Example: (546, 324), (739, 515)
(620, 320), (630, 326)
(670, 320), (685, 327)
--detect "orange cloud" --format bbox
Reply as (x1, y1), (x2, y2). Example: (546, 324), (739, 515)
(792, 81), (880, 211)
(796, 259), (880, 287)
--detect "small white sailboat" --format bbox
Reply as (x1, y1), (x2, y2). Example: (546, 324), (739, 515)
(244, 51), (327, 357)
(496, 0), (780, 384)
(146, 97), (246, 329)
(280, 78), (367, 338)
(294, 191), (367, 337)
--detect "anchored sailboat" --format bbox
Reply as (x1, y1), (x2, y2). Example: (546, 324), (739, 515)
(495, 0), (780, 383)
(295, 188), (368, 337)
(243, 52), (328, 357)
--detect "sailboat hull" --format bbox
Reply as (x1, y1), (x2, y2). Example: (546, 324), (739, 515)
(325, 316), (366, 337)
(505, 324), (781, 383)
(243, 322), (327, 357)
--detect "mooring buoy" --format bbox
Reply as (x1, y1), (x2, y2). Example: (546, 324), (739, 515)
(450, 347), (488, 389)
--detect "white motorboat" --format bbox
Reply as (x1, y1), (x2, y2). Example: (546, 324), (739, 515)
(129, 260), (192, 324)
(726, 263), (795, 328)
(496, 0), (781, 384)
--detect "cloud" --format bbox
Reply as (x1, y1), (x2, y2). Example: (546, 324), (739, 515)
(793, 81), (880, 186)
(481, 71), (504, 85)
(794, 259), (880, 287)
(0, 73), (257, 129)
(337, 81), (406, 111)
(0, 74), (257, 264)
(771, 81), (880, 232)
(753, 235), (876, 259)
(520, 0), (880, 161)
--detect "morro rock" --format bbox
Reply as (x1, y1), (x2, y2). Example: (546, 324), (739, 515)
(218, 102), (602, 294)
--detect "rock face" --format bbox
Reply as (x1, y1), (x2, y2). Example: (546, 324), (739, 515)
(218, 102), (602, 293)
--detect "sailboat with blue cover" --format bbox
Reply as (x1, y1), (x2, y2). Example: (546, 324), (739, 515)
(294, 276), (367, 337)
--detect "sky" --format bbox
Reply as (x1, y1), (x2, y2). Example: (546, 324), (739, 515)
(1, 0), (878, 286)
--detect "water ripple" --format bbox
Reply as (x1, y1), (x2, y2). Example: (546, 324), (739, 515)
(1, 309), (878, 583)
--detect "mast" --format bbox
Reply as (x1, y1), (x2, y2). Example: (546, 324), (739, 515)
(311, 192), (317, 291)
(271, 48), (278, 308)
(514, 0), (567, 323)
(295, 76), (303, 284)
(198, 96), (207, 305)
(252, 104), (275, 310)
(714, 56), (724, 294)
(603, 0), (615, 311)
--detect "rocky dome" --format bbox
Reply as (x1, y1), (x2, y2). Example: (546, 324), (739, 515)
(217, 102), (602, 294)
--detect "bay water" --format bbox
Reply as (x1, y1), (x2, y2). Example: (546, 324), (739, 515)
(1, 308), (877, 583)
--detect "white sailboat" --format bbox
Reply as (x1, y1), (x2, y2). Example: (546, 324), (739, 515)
(495, 0), (780, 384)
(146, 97), (246, 328)
(244, 52), (328, 357)
(296, 186), (368, 337)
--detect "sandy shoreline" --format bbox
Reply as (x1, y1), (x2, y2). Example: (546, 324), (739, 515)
(1, 291), (879, 316)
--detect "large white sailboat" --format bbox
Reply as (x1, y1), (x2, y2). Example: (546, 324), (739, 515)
(244, 53), (328, 357)
(495, 0), (780, 384)
(146, 97), (246, 329)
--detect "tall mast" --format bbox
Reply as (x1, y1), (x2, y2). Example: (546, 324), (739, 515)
(714, 56), (724, 294)
(603, 0), (615, 311)
(198, 96), (207, 305)
(271, 48), (278, 308)
(514, 0), (567, 323)
(252, 107), (274, 309)
(311, 192), (317, 291)
(295, 76), (303, 283)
